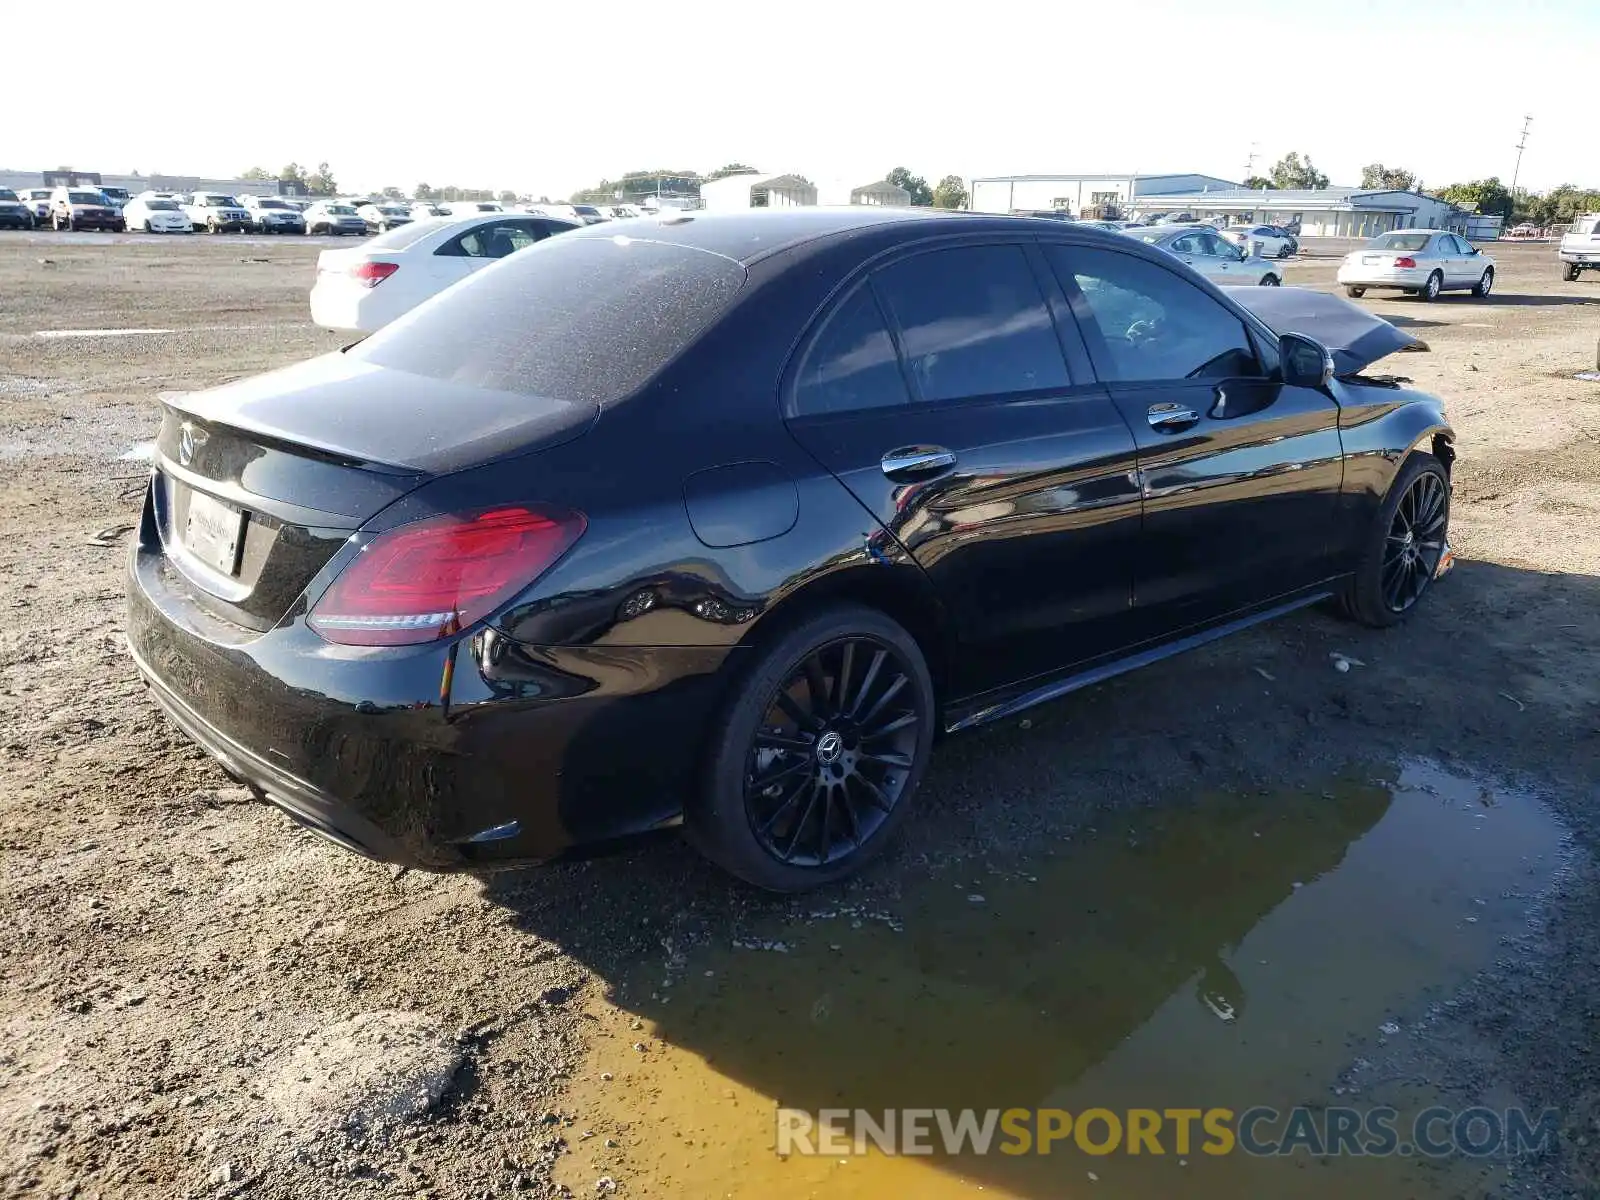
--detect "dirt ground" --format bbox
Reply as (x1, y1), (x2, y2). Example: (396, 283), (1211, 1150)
(1, 232), (1598, 1200)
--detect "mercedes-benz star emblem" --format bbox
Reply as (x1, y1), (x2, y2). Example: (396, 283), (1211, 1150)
(178, 423), (198, 466)
(814, 731), (844, 765)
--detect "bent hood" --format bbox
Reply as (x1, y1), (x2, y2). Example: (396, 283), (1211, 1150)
(1231, 285), (1428, 376)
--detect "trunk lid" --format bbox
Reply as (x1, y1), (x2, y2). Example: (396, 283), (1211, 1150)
(150, 354), (598, 630)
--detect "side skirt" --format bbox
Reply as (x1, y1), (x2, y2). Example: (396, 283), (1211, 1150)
(944, 586), (1339, 733)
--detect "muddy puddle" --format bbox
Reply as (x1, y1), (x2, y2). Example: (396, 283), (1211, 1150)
(556, 759), (1569, 1198)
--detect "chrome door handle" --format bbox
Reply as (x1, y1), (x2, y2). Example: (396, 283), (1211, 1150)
(881, 446), (956, 478)
(1147, 403), (1199, 431)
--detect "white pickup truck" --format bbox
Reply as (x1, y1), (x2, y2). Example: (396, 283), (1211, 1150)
(1559, 213), (1600, 281)
(182, 192), (253, 234)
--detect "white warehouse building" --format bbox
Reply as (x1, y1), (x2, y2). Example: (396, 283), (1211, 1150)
(969, 172), (1238, 216)
(698, 172), (819, 211)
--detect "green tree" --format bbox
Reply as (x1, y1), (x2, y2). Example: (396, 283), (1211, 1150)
(1241, 176), (1276, 190)
(705, 162), (759, 181)
(414, 182), (435, 199)
(1359, 163), (1418, 191)
(1436, 177), (1513, 220)
(885, 166), (933, 206)
(240, 166), (272, 181)
(498, 190), (519, 204)
(381, 185), (404, 200)
(306, 161), (337, 195)
(279, 163), (308, 186)
(931, 174), (969, 210)
(1269, 152), (1330, 190)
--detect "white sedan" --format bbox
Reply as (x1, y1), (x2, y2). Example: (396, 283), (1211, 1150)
(1337, 230), (1496, 301)
(309, 212), (579, 333)
(122, 195), (194, 234)
(1123, 225), (1285, 286)
(1219, 224), (1294, 259)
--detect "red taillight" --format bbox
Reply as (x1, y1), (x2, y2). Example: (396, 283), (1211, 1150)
(350, 260), (399, 287)
(308, 506), (585, 646)
(1393, 256), (1416, 268)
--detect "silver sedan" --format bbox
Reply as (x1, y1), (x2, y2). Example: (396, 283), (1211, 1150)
(1122, 224), (1284, 286)
(1337, 230), (1496, 301)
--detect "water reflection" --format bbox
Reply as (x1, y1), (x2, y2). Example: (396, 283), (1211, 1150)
(557, 759), (1567, 1199)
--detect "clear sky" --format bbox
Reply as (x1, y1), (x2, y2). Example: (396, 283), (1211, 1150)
(6, 0), (1593, 198)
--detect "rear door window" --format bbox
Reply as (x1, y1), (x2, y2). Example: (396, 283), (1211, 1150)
(438, 221), (542, 258)
(870, 244), (1069, 403)
(1046, 244), (1262, 384)
(791, 285), (909, 417)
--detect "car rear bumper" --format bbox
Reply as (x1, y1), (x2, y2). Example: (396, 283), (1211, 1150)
(1559, 251), (1600, 264)
(125, 483), (732, 871)
(1336, 265), (1432, 287)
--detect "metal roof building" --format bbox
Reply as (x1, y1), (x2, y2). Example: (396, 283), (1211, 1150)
(1127, 187), (1463, 237)
(698, 172), (819, 211)
(969, 172), (1239, 217)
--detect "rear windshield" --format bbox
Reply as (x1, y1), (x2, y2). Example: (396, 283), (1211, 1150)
(1128, 228), (1169, 244)
(476, 203), (500, 212)
(145, 199), (179, 211)
(1367, 232), (1433, 252)
(1575, 216), (1600, 235)
(326, 205), (357, 215)
(349, 235), (747, 406)
(366, 219), (446, 250)
(68, 191), (104, 204)
(0, 189), (16, 202)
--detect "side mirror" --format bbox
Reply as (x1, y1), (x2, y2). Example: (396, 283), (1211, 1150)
(1280, 333), (1335, 389)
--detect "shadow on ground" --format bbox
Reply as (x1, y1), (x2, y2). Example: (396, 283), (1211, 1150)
(481, 558), (1600, 1192)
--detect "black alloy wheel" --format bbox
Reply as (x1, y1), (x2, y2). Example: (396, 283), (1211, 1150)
(691, 605), (934, 891)
(1380, 469), (1448, 613)
(745, 635), (922, 868)
(1339, 453), (1451, 628)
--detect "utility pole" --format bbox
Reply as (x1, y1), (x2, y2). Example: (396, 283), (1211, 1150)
(1511, 115), (1532, 194)
(1243, 143), (1259, 184)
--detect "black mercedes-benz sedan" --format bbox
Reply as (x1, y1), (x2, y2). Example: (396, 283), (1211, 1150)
(127, 208), (1455, 890)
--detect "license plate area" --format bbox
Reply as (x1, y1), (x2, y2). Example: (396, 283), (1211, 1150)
(1362, 254), (1380, 265)
(184, 489), (246, 577)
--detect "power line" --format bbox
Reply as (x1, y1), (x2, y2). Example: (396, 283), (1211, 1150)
(1511, 115), (1532, 193)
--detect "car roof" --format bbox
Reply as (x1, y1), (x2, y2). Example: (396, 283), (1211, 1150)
(553, 207), (1106, 265)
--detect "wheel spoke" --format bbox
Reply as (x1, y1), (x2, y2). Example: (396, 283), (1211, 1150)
(774, 688), (820, 731)
(861, 748), (914, 769)
(836, 779), (863, 848)
(755, 730), (814, 753)
(804, 655), (832, 718)
(858, 673), (908, 726)
(752, 755), (811, 790)
(847, 650), (886, 718)
(758, 772), (812, 836)
(1383, 560), (1407, 609)
(861, 711), (918, 742)
(854, 772), (895, 813)
(832, 642), (855, 713)
(780, 781), (823, 862)
(816, 783), (834, 863)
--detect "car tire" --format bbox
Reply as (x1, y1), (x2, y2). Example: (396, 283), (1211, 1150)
(1337, 452), (1451, 629)
(144, 220), (153, 233)
(1419, 270), (1442, 301)
(1278, 243), (1292, 259)
(1563, 263), (1581, 282)
(687, 603), (936, 892)
(1472, 267), (1494, 298)
(1344, 285), (1366, 298)
(1260, 274), (1280, 286)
